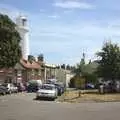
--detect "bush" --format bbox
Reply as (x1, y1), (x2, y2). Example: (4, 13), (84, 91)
(69, 75), (85, 89)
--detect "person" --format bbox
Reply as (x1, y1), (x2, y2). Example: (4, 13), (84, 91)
(17, 83), (25, 92)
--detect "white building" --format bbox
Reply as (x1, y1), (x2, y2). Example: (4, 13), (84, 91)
(56, 69), (75, 87)
(44, 63), (57, 82)
(16, 16), (29, 60)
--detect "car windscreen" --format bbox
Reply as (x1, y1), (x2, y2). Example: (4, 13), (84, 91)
(41, 85), (54, 90)
(0, 85), (4, 88)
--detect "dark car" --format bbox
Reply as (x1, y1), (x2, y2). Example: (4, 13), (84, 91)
(54, 84), (63, 96)
(27, 82), (40, 93)
(27, 80), (42, 93)
(0, 85), (8, 95)
(27, 83), (39, 92)
(53, 83), (65, 96)
(85, 83), (95, 89)
(46, 80), (65, 96)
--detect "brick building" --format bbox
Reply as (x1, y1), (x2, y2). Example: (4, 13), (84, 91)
(0, 59), (45, 84)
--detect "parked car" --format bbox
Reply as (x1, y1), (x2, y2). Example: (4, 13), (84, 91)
(27, 80), (42, 93)
(57, 82), (65, 93)
(36, 84), (58, 100)
(85, 83), (95, 89)
(54, 83), (65, 96)
(27, 83), (39, 92)
(47, 79), (57, 84)
(2, 83), (18, 94)
(0, 85), (8, 95)
(46, 81), (65, 96)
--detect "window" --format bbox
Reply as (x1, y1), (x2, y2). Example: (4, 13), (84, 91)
(41, 85), (55, 90)
(22, 19), (27, 26)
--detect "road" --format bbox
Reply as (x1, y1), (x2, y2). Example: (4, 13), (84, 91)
(0, 93), (120, 120)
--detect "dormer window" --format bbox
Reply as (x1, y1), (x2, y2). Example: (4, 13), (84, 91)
(22, 18), (27, 26)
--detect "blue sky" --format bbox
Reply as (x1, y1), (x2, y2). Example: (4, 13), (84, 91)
(0, 0), (120, 65)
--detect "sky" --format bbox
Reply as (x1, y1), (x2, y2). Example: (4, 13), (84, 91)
(0, 0), (120, 65)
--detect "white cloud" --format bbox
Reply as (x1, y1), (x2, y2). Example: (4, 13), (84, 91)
(31, 22), (120, 40)
(39, 9), (46, 13)
(63, 9), (73, 14)
(61, 56), (81, 65)
(53, 1), (94, 9)
(30, 18), (120, 65)
(0, 4), (18, 19)
(1, 2), (120, 65)
(48, 15), (60, 19)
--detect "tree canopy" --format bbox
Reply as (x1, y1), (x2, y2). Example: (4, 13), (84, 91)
(97, 41), (120, 80)
(38, 54), (44, 62)
(28, 55), (36, 63)
(73, 53), (85, 76)
(61, 64), (66, 69)
(0, 14), (21, 68)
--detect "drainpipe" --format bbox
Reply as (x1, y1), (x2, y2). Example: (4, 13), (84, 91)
(44, 67), (46, 83)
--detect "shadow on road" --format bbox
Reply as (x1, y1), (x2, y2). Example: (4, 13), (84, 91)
(33, 97), (55, 102)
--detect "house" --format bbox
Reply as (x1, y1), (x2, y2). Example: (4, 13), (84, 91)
(0, 59), (60, 85)
(14, 59), (45, 84)
(0, 68), (15, 84)
(0, 59), (45, 84)
(44, 63), (57, 82)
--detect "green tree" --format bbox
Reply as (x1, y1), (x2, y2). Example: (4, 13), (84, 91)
(69, 75), (86, 89)
(61, 64), (65, 69)
(70, 53), (86, 88)
(74, 53), (85, 76)
(0, 14), (21, 68)
(66, 64), (71, 70)
(84, 73), (98, 84)
(28, 55), (36, 63)
(81, 61), (98, 84)
(38, 54), (44, 62)
(97, 41), (120, 81)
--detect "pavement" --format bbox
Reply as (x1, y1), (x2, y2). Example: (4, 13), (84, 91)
(0, 93), (120, 120)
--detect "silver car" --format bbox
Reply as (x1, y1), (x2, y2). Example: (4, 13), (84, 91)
(36, 84), (58, 100)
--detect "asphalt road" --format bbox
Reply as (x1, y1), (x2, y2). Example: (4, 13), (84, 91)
(0, 93), (120, 120)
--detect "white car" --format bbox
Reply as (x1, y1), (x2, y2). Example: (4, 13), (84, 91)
(36, 84), (57, 100)
(2, 83), (18, 94)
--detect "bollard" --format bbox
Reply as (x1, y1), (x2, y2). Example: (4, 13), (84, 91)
(78, 90), (81, 97)
(99, 85), (104, 94)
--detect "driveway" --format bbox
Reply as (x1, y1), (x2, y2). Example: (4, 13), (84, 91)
(0, 93), (120, 120)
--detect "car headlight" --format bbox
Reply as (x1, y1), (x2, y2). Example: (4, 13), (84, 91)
(36, 92), (40, 96)
(50, 93), (56, 96)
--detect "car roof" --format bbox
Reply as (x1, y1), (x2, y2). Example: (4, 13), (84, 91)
(43, 84), (55, 87)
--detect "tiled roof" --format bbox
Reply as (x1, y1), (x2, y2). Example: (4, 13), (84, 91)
(0, 60), (43, 71)
(20, 59), (40, 69)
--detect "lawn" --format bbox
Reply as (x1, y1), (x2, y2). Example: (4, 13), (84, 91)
(57, 90), (120, 103)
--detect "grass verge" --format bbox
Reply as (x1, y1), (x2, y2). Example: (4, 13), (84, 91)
(57, 90), (120, 103)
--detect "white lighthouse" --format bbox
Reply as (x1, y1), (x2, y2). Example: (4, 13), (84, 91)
(16, 16), (29, 60)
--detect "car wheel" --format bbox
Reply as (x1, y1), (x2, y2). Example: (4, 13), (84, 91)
(15, 90), (18, 93)
(9, 90), (12, 94)
(51, 98), (55, 101)
(36, 96), (40, 100)
(55, 95), (57, 99)
(2, 92), (6, 95)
